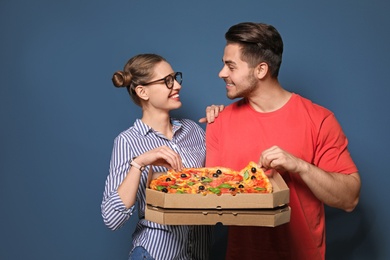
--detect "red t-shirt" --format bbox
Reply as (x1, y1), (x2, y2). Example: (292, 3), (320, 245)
(206, 94), (357, 260)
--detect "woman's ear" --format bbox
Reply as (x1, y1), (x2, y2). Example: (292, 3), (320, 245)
(134, 85), (149, 101)
(255, 62), (268, 80)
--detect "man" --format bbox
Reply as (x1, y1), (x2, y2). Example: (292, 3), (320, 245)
(205, 22), (361, 260)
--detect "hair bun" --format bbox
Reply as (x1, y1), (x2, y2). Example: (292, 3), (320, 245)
(112, 71), (132, 88)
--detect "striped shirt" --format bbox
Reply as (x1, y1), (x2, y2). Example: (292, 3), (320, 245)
(101, 118), (213, 260)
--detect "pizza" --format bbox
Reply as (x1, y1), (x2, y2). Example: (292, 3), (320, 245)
(149, 161), (272, 195)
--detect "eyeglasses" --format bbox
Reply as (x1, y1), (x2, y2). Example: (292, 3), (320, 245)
(142, 72), (183, 89)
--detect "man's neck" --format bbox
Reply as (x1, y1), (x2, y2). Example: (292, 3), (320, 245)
(248, 81), (292, 113)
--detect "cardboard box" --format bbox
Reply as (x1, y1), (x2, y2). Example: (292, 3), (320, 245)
(145, 204), (291, 227)
(145, 170), (290, 226)
(146, 172), (289, 209)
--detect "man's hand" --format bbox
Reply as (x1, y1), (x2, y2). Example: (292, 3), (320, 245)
(258, 145), (304, 174)
(199, 104), (225, 123)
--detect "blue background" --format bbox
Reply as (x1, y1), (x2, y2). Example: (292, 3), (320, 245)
(1, 0), (389, 259)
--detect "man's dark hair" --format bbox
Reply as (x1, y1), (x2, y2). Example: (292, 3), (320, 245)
(225, 22), (284, 78)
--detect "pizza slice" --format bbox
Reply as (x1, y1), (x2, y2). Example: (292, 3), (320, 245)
(148, 173), (178, 193)
(238, 161), (272, 193)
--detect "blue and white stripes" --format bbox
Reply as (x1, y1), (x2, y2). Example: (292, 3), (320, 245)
(101, 118), (212, 260)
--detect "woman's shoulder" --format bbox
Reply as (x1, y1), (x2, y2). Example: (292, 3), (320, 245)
(114, 120), (145, 141)
(172, 118), (196, 125)
(113, 127), (136, 142)
(173, 118), (204, 132)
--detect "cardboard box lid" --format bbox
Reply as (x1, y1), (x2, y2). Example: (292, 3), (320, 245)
(146, 171), (289, 209)
(145, 204), (291, 227)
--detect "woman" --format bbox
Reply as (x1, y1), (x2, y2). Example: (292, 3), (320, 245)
(101, 54), (215, 260)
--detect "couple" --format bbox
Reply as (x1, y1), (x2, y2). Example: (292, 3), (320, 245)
(101, 22), (361, 260)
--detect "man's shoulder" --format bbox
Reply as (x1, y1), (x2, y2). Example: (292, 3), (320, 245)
(293, 94), (333, 115)
(206, 99), (248, 129)
(222, 99), (248, 113)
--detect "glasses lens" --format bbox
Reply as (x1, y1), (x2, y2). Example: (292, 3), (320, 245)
(165, 75), (174, 89)
(175, 72), (182, 85)
(164, 73), (182, 89)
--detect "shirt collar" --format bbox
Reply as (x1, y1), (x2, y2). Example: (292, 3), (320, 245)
(134, 118), (182, 136)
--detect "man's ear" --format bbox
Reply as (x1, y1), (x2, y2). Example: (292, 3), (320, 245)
(134, 85), (149, 101)
(255, 62), (268, 80)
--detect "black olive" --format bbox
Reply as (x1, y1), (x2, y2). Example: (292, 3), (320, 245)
(238, 184), (244, 188)
(229, 188), (236, 191)
(251, 167), (257, 173)
(180, 173), (187, 178)
(213, 173), (219, 177)
(201, 177), (206, 180)
(199, 185), (205, 190)
(216, 169), (222, 175)
(162, 188), (168, 193)
(165, 178), (171, 182)
(251, 175), (256, 180)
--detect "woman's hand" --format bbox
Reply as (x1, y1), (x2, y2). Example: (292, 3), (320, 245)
(198, 104), (225, 123)
(134, 145), (183, 171)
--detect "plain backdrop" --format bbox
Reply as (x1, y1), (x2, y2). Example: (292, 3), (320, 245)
(1, 0), (390, 259)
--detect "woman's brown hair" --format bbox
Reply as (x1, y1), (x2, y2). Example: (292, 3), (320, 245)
(112, 54), (166, 106)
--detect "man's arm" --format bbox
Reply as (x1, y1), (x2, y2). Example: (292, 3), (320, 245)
(259, 145), (361, 212)
(300, 163), (360, 212)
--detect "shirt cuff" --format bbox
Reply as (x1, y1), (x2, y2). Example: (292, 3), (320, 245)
(107, 191), (135, 214)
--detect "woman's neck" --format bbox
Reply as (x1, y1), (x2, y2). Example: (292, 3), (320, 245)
(141, 111), (173, 139)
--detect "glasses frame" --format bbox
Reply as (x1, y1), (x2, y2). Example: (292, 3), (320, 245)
(142, 72), (182, 89)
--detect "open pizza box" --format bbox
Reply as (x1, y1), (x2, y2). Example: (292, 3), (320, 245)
(145, 168), (291, 227)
